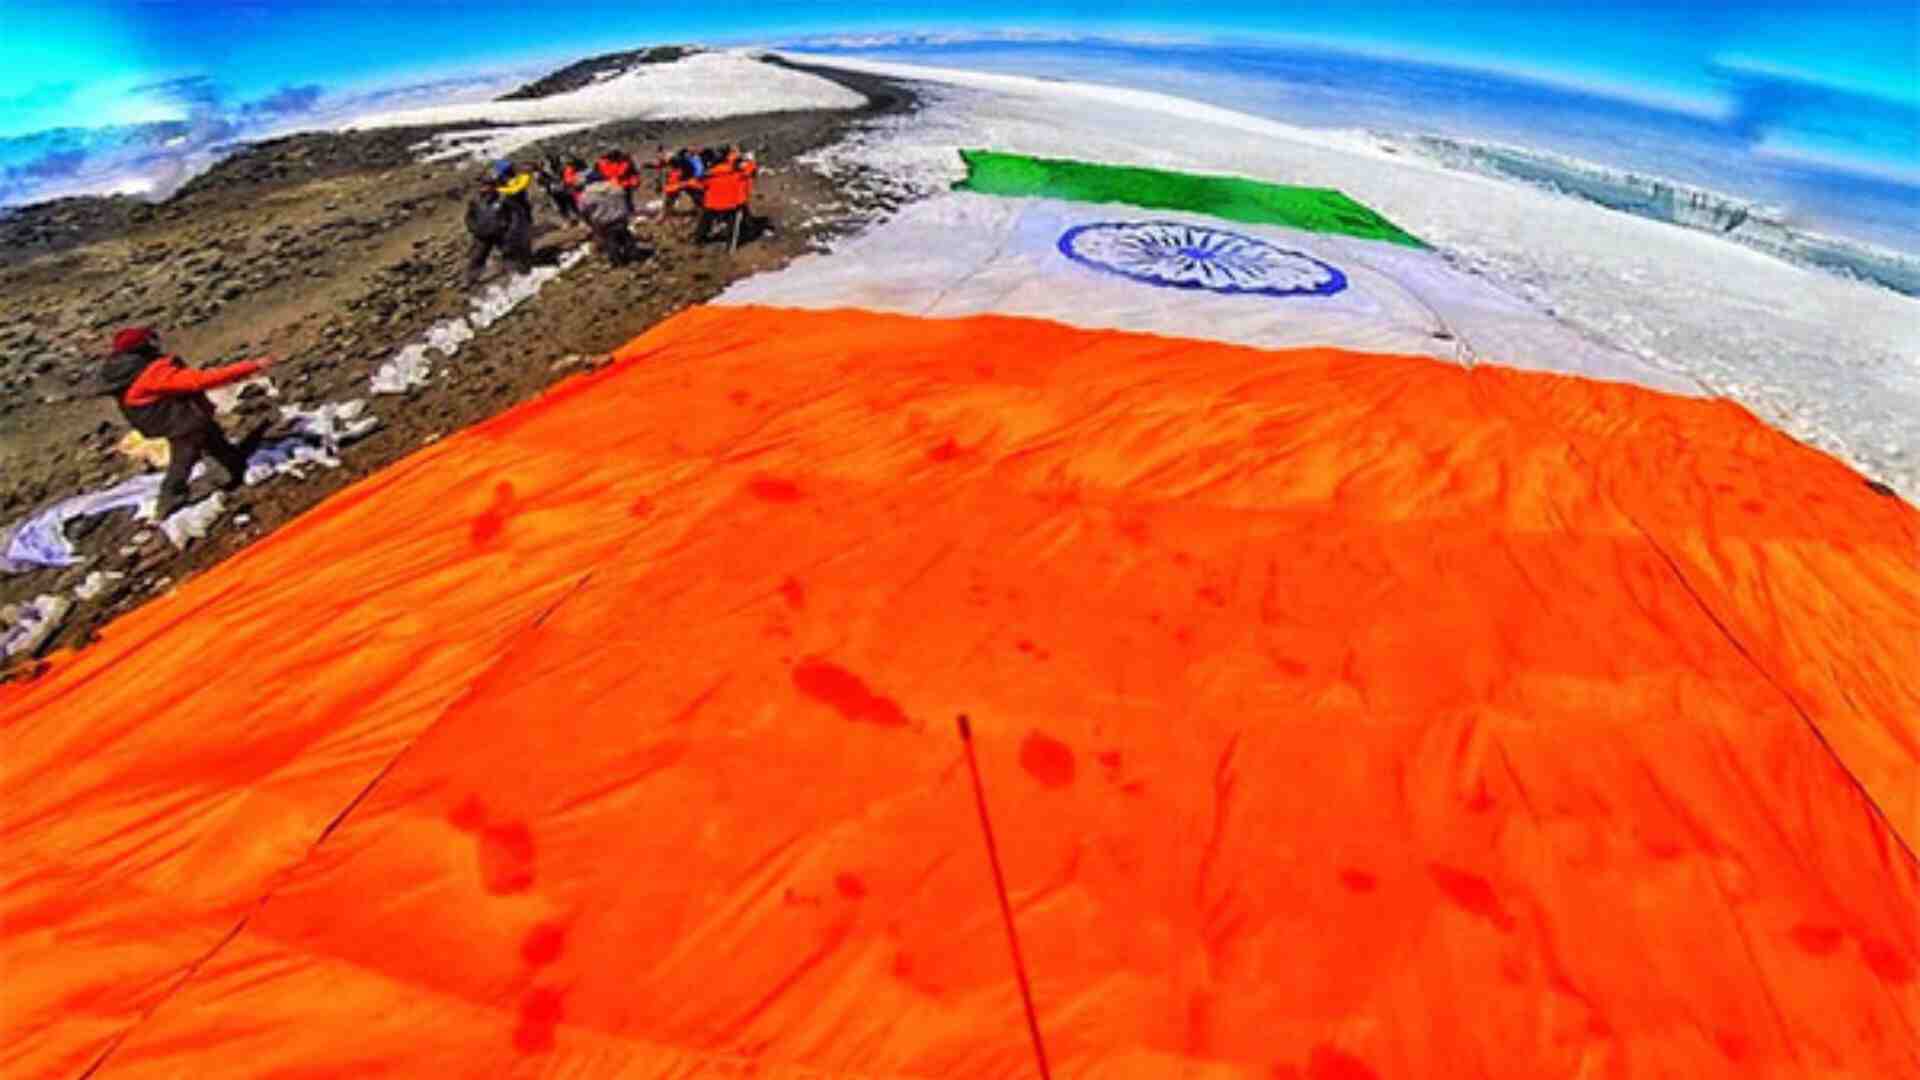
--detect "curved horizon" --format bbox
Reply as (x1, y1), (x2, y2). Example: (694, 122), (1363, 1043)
(3, 5), (1916, 258)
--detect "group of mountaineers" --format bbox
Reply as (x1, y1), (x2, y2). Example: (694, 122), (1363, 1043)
(89, 142), (764, 529)
(466, 143), (762, 282)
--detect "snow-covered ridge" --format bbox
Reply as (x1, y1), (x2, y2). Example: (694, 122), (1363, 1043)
(1398, 135), (1920, 298)
(342, 51), (865, 136)
(777, 30), (1216, 50)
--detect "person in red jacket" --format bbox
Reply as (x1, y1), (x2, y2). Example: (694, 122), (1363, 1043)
(97, 327), (280, 516)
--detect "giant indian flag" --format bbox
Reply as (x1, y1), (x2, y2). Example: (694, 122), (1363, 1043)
(3, 152), (1916, 1080)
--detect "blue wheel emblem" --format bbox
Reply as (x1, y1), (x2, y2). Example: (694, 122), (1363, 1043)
(1058, 220), (1347, 297)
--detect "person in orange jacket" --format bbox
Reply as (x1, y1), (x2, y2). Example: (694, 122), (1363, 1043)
(659, 147), (700, 218)
(690, 147), (759, 246)
(96, 326), (280, 516)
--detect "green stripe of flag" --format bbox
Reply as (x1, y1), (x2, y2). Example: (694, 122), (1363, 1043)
(954, 149), (1426, 248)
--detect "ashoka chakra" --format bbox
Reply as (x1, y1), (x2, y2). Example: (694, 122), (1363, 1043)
(1057, 220), (1348, 297)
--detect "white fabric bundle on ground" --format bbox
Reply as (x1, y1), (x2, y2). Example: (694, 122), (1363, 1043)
(423, 319), (475, 356)
(371, 344), (434, 395)
(373, 245), (589, 395)
(73, 570), (124, 601)
(1, 594), (70, 659)
(243, 400), (382, 484)
(206, 374), (278, 415)
(159, 493), (224, 549)
(1, 475), (168, 572)
(3, 399), (384, 571)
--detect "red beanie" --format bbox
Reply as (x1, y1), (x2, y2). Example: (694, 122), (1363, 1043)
(112, 326), (157, 354)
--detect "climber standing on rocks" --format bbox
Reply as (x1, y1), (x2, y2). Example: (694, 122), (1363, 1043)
(690, 147), (759, 250)
(578, 175), (646, 267)
(593, 149), (643, 216)
(537, 154), (579, 224)
(659, 148), (700, 218)
(97, 327), (279, 518)
(465, 164), (534, 285)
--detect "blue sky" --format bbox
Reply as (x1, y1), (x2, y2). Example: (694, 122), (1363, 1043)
(2, 2), (1914, 205)
(7, 2), (1915, 124)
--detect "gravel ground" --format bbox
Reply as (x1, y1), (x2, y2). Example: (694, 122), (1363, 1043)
(0, 56), (931, 673)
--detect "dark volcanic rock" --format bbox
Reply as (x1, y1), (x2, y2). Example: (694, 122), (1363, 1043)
(0, 196), (143, 267)
(0, 126), (480, 270)
(171, 127), (482, 204)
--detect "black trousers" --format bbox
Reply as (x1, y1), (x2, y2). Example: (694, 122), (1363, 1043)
(593, 221), (643, 266)
(692, 206), (743, 244)
(162, 417), (249, 501)
(465, 236), (495, 283)
(466, 211), (534, 283)
(466, 231), (533, 282)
